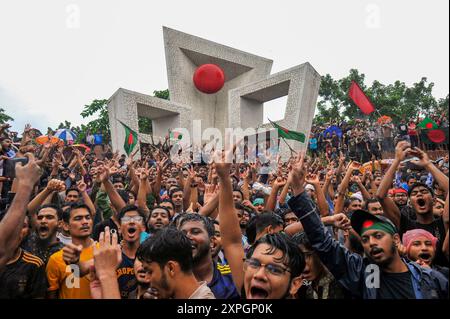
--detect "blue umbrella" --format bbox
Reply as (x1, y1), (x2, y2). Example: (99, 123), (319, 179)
(323, 125), (342, 138)
(54, 128), (77, 144)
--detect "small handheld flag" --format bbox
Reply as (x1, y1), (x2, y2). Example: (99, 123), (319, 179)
(118, 120), (138, 156)
(269, 119), (305, 143)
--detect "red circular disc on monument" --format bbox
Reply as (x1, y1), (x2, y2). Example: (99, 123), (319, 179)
(193, 64), (225, 94)
(427, 129), (446, 143)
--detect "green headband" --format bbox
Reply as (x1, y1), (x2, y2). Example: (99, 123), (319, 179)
(361, 220), (396, 235)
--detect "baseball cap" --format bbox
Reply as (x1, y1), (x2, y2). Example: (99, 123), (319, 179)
(351, 209), (397, 236)
(305, 184), (315, 191)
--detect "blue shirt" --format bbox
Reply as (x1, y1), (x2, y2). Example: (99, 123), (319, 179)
(208, 262), (240, 299)
(117, 252), (137, 299)
(309, 138), (318, 150)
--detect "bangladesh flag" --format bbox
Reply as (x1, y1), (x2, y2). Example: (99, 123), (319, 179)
(269, 119), (306, 143)
(418, 117), (438, 130)
(119, 121), (138, 156)
(420, 129), (448, 144)
(169, 131), (183, 140)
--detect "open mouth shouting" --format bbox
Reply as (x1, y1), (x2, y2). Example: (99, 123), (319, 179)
(126, 226), (137, 239)
(418, 252), (432, 263)
(370, 247), (384, 260)
(248, 283), (270, 299)
(38, 225), (50, 238)
(415, 198), (428, 211)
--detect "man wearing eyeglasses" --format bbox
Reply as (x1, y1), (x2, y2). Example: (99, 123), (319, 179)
(116, 205), (147, 299)
(214, 157), (306, 299)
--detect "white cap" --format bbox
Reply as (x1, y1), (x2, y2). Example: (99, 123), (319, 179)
(305, 184), (315, 191)
(351, 192), (363, 202)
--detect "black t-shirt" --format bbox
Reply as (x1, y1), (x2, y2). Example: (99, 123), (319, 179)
(377, 270), (415, 299)
(400, 213), (448, 267)
(92, 218), (119, 241)
(398, 123), (408, 136)
(21, 232), (65, 265)
(0, 249), (48, 299)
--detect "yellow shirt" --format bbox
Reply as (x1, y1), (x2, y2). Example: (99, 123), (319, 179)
(46, 245), (94, 299)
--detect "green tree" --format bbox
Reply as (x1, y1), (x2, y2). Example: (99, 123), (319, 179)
(80, 99), (110, 143)
(0, 108), (14, 124)
(314, 70), (446, 125)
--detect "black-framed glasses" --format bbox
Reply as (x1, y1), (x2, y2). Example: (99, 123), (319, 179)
(243, 258), (290, 276)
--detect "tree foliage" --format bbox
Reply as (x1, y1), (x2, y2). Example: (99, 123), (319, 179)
(314, 69), (447, 126)
(0, 108), (14, 124)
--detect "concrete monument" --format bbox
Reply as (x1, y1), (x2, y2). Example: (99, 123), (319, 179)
(108, 27), (321, 159)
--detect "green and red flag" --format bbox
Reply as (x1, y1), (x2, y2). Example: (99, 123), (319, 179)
(169, 130), (183, 140)
(119, 121), (138, 156)
(269, 119), (306, 143)
(418, 117), (438, 130)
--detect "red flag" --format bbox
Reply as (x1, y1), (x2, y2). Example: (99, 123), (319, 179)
(348, 81), (375, 115)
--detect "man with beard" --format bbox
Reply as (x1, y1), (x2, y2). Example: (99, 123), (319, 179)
(287, 152), (447, 299)
(211, 220), (226, 265)
(232, 189), (244, 205)
(22, 204), (65, 264)
(178, 213), (240, 299)
(146, 206), (171, 234)
(291, 232), (349, 299)
(136, 227), (215, 299)
(377, 142), (449, 266)
(128, 258), (150, 299)
(0, 214), (47, 299)
(46, 203), (95, 299)
(116, 205), (146, 299)
(160, 200), (176, 219)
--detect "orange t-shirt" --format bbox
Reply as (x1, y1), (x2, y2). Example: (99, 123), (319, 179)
(46, 245), (94, 299)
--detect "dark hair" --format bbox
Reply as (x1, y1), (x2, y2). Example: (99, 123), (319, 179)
(291, 232), (312, 250)
(177, 213), (215, 238)
(150, 206), (172, 221)
(232, 189), (244, 199)
(247, 233), (305, 278)
(235, 203), (253, 215)
(65, 187), (80, 196)
(255, 212), (284, 234)
(274, 207), (292, 219)
(63, 203), (92, 223)
(169, 187), (183, 198)
(160, 199), (175, 209)
(112, 177), (124, 185)
(118, 205), (147, 223)
(136, 227), (193, 273)
(117, 189), (130, 203)
(364, 198), (380, 210)
(245, 215), (258, 245)
(37, 204), (63, 220)
(408, 182), (434, 197)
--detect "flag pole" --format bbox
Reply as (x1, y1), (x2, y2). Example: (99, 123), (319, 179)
(281, 136), (297, 156)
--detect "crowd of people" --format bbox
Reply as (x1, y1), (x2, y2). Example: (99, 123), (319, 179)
(0, 119), (448, 300)
(309, 112), (449, 163)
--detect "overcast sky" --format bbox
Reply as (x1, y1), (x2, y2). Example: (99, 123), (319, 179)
(0, 0), (448, 133)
